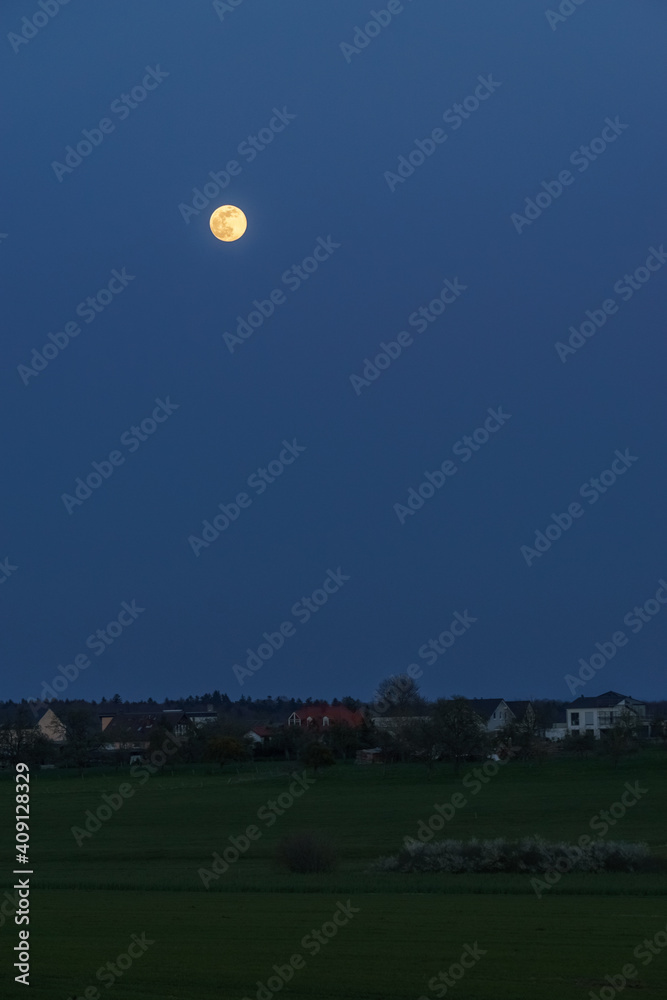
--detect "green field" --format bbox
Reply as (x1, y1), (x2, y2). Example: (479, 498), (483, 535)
(2, 752), (667, 999)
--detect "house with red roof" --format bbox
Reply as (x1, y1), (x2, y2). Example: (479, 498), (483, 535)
(245, 725), (274, 745)
(287, 703), (364, 729)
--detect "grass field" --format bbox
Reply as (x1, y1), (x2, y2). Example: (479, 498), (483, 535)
(2, 751), (667, 999)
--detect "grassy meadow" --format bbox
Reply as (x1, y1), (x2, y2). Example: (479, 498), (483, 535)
(2, 750), (667, 999)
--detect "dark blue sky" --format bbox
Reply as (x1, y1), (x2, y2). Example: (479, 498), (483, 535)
(2, 0), (666, 706)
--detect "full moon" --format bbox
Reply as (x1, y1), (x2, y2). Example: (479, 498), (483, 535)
(209, 205), (247, 242)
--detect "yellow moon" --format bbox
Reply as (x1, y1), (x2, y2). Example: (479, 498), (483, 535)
(209, 205), (247, 242)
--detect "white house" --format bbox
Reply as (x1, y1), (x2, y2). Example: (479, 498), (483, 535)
(566, 691), (648, 739)
(245, 725), (273, 745)
(468, 699), (514, 731)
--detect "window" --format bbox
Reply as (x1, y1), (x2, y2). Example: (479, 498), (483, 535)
(571, 712), (580, 726)
(584, 711), (594, 726)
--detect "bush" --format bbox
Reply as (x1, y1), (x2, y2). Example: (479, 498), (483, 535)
(301, 744), (336, 771)
(276, 831), (338, 873)
(371, 837), (654, 874)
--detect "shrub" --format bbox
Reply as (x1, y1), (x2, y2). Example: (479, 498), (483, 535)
(370, 837), (654, 874)
(301, 744), (336, 772)
(276, 831), (338, 873)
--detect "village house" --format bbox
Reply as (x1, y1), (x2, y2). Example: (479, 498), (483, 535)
(35, 707), (67, 743)
(245, 724), (274, 745)
(287, 704), (365, 728)
(505, 701), (537, 728)
(99, 706), (216, 752)
(468, 699), (515, 731)
(566, 691), (649, 739)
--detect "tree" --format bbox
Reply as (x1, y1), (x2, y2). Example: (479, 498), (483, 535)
(397, 718), (439, 768)
(600, 709), (641, 765)
(148, 723), (176, 755)
(0, 707), (54, 767)
(562, 730), (596, 756)
(108, 722), (141, 763)
(498, 713), (544, 763)
(270, 725), (310, 761)
(205, 736), (247, 767)
(373, 674), (424, 716)
(322, 722), (362, 760)
(432, 697), (490, 772)
(60, 708), (105, 768)
(369, 716), (436, 765)
(301, 743), (335, 773)
(650, 713), (667, 742)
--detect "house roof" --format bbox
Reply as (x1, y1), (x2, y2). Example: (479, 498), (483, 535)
(102, 712), (185, 739)
(467, 699), (506, 720)
(568, 691), (643, 709)
(290, 704), (364, 726)
(506, 700), (532, 718)
(248, 725), (273, 737)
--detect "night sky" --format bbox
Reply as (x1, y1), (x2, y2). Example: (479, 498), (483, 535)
(2, 0), (666, 706)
